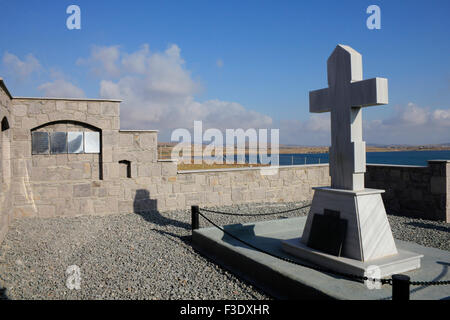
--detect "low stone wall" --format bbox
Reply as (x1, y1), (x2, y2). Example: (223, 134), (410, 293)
(365, 160), (449, 222)
(170, 164), (331, 209)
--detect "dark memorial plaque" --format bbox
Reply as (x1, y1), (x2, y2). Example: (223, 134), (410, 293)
(32, 132), (49, 154)
(50, 132), (68, 154)
(68, 132), (84, 154)
(307, 209), (347, 257)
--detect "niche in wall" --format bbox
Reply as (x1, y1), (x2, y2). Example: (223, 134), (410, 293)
(119, 160), (131, 178)
(1, 117), (9, 131)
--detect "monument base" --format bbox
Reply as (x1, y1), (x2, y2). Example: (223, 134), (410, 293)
(301, 187), (400, 261)
(284, 186), (423, 277)
(282, 238), (423, 279)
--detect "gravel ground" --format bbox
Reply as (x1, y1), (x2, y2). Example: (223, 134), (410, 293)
(0, 201), (448, 300)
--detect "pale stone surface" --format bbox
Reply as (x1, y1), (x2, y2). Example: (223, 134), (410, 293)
(283, 239), (422, 279)
(294, 45), (419, 269)
(300, 188), (398, 261)
(310, 45), (388, 191)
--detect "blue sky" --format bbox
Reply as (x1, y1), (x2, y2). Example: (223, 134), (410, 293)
(0, 0), (449, 145)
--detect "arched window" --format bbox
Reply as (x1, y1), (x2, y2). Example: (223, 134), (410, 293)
(1, 117), (9, 131)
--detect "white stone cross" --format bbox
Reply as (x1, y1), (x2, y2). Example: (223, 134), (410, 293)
(310, 45), (388, 190)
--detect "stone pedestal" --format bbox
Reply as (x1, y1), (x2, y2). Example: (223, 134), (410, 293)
(282, 187), (423, 277)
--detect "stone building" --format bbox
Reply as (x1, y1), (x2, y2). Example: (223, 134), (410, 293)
(0, 77), (179, 241)
(0, 78), (448, 243)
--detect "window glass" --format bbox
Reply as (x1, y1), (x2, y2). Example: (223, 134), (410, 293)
(68, 132), (84, 154)
(84, 132), (100, 153)
(50, 132), (68, 154)
(32, 132), (49, 154)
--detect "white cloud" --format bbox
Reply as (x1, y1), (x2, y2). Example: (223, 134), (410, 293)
(80, 44), (272, 140)
(279, 114), (330, 146)
(384, 102), (428, 126)
(71, 45), (450, 146)
(38, 79), (85, 98)
(432, 109), (450, 127)
(279, 103), (450, 146)
(77, 45), (121, 78)
(363, 103), (450, 145)
(2, 52), (41, 80)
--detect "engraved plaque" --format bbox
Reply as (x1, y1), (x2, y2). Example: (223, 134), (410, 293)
(307, 210), (347, 257)
(68, 132), (84, 154)
(84, 132), (100, 153)
(32, 132), (49, 154)
(50, 132), (68, 154)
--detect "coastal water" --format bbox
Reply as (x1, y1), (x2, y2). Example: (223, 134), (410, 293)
(216, 150), (450, 166)
(277, 150), (450, 166)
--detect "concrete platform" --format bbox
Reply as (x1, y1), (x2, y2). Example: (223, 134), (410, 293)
(192, 217), (450, 300)
(282, 239), (422, 279)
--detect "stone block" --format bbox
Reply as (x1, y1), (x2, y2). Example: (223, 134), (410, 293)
(140, 133), (156, 149)
(37, 205), (56, 218)
(73, 184), (91, 197)
(13, 128), (29, 141)
(161, 163), (177, 176)
(87, 102), (101, 115)
(231, 188), (244, 201)
(12, 104), (28, 117)
(101, 102), (119, 116)
(13, 205), (36, 218)
(431, 177), (446, 194)
(28, 103), (41, 114)
(138, 164), (151, 177)
(119, 133), (133, 147)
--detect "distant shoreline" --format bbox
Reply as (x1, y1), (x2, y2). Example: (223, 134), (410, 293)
(157, 143), (450, 157)
(274, 146), (450, 154)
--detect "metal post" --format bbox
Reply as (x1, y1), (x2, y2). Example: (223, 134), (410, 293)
(392, 274), (410, 301)
(291, 155), (293, 165)
(191, 205), (200, 231)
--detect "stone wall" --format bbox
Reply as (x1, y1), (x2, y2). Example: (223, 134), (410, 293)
(7, 96), (165, 219)
(168, 165), (330, 210)
(10, 97), (121, 218)
(0, 81), (13, 244)
(0, 78), (449, 246)
(366, 161), (449, 222)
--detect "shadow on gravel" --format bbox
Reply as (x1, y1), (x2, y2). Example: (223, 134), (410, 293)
(405, 222), (449, 233)
(134, 189), (190, 230)
(0, 288), (9, 300)
(151, 228), (192, 246)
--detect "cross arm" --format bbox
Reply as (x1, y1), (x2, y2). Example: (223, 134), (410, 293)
(309, 88), (331, 113)
(350, 77), (388, 107)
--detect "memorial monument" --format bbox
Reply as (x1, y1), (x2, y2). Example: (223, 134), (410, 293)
(282, 45), (423, 278)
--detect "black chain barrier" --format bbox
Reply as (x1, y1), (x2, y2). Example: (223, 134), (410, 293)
(196, 208), (391, 286)
(409, 280), (450, 286)
(195, 206), (450, 288)
(199, 203), (312, 217)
